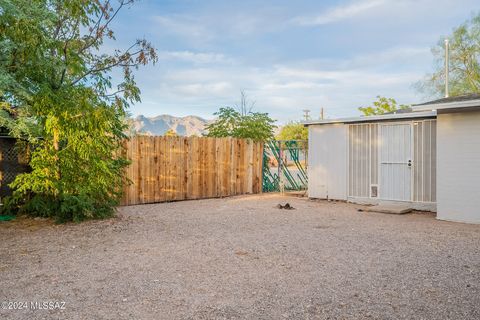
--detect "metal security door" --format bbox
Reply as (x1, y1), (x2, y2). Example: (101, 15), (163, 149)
(379, 123), (412, 201)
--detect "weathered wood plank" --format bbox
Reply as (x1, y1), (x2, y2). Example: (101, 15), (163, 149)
(247, 139), (253, 194)
(190, 136), (198, 199)
(183, 137), (189, 200)
(208, 137), (216, 198)
(121, 136), (264, 205)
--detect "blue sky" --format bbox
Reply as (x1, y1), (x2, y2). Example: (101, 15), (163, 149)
(109, 0), (479, 123)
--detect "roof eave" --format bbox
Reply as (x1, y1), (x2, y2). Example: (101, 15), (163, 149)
(413, 99), (480, 112)
(303, 111), (437, 126)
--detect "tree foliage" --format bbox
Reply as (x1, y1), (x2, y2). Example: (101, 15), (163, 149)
(417, 13), (480, 97)
(0, 0), (157, 222)
(276, 122), (308, 141)
(358, 96), (410, 116)
(205, 107), (276, 141)
(164, 129), (177, 137)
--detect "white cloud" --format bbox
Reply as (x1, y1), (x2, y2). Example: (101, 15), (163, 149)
(152, 15), (214, 43)
(124, 0), (480, 121)
(262, 81), (327, 90)
(293, 0), (387, 26)
(133, 47), (425, 122)
(347, 46), (431, 67)
(172, 82), (233, 96)
(273, 66), (419, 87)
(157, 51), (234, 64)
(151, 11), (285, 45)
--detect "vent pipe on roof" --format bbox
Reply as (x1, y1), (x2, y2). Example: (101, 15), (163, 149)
(445, 38), (449, 98)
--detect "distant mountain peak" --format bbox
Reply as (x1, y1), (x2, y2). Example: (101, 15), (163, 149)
(132, 114), (211, 136)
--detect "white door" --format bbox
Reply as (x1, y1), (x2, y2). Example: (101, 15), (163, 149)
(308, 125), (348, 200)
(379, 123), (412, 201)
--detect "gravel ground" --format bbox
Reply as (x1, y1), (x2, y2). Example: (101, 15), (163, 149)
(1, 194), (479, 320)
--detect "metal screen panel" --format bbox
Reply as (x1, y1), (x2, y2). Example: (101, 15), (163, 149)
(348, 124), (376, 198)
(413, 120), (436, 202)
(370, 124), (378, 186)
(349, 120), (435, 203)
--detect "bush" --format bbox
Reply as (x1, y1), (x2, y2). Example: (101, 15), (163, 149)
(0, 0), (156, 222)
(1, 193), (117, 223)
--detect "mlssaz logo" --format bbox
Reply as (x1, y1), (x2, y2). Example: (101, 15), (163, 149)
(30, 301), (66, 310)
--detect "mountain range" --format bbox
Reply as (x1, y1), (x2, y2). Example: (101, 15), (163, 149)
(132, 114), (212, 136)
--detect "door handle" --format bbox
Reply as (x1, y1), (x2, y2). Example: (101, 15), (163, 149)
(407, 160), (412, 167)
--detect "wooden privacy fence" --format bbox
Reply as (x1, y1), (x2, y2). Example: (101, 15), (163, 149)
(121, 136), (264, 205)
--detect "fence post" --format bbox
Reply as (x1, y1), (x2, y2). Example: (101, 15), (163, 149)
(278, 141), (285, 194)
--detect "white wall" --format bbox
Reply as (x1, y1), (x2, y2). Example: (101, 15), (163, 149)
(308, 124), (347, 200)
(437, 111), (480, 224)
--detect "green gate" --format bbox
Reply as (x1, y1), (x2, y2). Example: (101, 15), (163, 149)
(263, 140), (308, 192)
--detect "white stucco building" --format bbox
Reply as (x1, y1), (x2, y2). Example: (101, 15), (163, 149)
(305, 94), (480, 224)
(414, 94), (480, 224)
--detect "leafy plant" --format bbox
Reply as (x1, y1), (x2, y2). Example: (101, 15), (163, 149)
(358, 96), (410, 116)
(0, 0), (157, 222)
(276, 122), (308, 141)
(205, 107), (276, 141)
(417, 13), (480, 97)
(164, 129), (178, 137)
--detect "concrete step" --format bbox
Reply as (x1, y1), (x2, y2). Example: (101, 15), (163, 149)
(364, 204), (413, 215)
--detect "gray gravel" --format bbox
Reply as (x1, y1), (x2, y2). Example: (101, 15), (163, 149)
(1, 194), (479, 319)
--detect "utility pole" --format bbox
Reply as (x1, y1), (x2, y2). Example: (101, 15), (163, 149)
(320, 107), (324, 120)
(302, 109), (311, 121)
(445, 38), (449, 98)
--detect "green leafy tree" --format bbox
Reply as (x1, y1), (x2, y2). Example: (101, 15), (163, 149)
(164, 129), (177, 137)
(417, 13), (480, 97)
(276, 122), (308, 140)
(205, 107), (276, 141)
(0, 0), (157, 221)
(358, 96), (410, 116)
